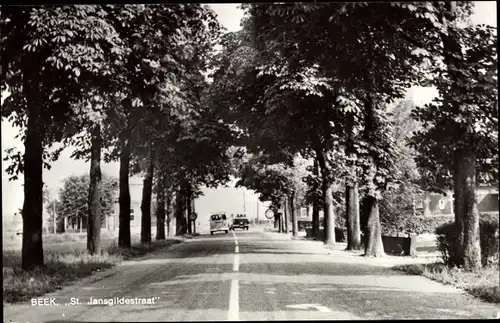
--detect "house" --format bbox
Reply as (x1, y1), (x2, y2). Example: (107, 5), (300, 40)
(414, 185), (499, 217)
(53, 175), (150, 233)
(108, 176), (149, 233)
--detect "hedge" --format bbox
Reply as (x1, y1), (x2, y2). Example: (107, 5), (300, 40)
(381, 215), (454, 235)
(435, 214), (499, 268)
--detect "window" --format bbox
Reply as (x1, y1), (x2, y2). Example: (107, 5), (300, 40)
(439, 199), (445, 210)
(130, 209), (134, 221)
(211, 214), (226, 221)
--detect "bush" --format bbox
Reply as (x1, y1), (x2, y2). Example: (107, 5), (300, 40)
(379, 184), (421, 234)
(335, 227), (347, 242)
(381, 214), (454, 236)
(318, 216), (346, 229)
(405, 216), (455, 235)
(435, 222), (462, 267)
(436, 215), (499, 268)
(479, 216), (499, 267)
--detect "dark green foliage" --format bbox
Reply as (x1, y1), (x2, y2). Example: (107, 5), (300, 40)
(436, 215), (499, 268)
(58, 174), (118, 227)
(1, 5), (127, 179)
(479, 214), (499, 267)
(379, 188), (421, 235)
(436, 222), (463, 267)
(401, 216), (454, 235)
(235, 153), (309, 209)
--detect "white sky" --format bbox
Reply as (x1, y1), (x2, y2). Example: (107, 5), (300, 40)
(1, 2), (496, 220)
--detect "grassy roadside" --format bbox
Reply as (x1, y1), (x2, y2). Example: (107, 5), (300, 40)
(394, 262), (500, 304)
(3, 236), (182, 304)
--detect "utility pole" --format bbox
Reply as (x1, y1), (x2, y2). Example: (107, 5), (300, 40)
(243, 189), (246, 213)
(256, 199), (259, 222)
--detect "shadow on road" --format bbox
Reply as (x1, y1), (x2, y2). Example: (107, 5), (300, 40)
(5, 230), (498, 322)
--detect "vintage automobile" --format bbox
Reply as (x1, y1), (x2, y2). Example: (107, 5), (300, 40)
(230, 213), (249, 231)
(209, 213), (229, 235)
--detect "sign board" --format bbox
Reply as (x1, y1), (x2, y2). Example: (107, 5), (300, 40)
(264, 208), (275, 220)
(189, 212), (198, 221)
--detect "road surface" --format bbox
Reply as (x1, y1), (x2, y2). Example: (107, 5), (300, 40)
(4, 229), (499, 322)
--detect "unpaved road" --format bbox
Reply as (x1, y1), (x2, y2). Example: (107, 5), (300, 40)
(4, 230), (499, 322)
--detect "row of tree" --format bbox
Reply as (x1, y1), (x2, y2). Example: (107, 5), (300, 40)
(1, 5), (235, 270)
(1, 2), (496, 273)
(210, 2), (497, 271)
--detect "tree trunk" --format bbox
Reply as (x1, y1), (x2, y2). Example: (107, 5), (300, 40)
(346, 183), (362, 250)
(278, 205), (283, 233)
(166, 189), (173, 237)
(186, 186), (193, 234)
(312, 206), (320, 239)
(363, 196), (385, 257)
(312, 158), (320, 239)
(21, 68), (44, 270)
(140, 144), (155, 245)
(290, 192), (298, 237)
(87, 124), (102, 255)
(118, 133), (131, 248)
(155, 178), (166, 241)
(274, 214), (279, 230)
(439, 3), (481, 271)
(460, 145), (481, 270)
(453, 151), (466, 266)
(323, 181), (335, 246)
(283, 197), (289, 233)
(175, 186), (187, 235)
(345, 113), (362, 250)
(362, 89), (385, 257)
(156, 192), (165, 240)
(316, 150), (336, 246)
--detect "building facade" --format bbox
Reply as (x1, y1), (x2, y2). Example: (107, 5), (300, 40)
(108, 176), (148, 233)
(47, 176), (149, 233)
(414, 185), (499, 217)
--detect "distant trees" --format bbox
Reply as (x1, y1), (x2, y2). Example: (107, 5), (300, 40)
(56, 174), (118, 233)
(235, 152), (309, 236)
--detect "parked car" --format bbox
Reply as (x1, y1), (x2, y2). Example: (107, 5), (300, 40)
(230, 214), (249, 231)
(209, 213), (229, 235)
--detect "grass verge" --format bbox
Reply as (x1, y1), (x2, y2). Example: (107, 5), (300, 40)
(3, 238), (181, 304)
(394, 262), (500, 304)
